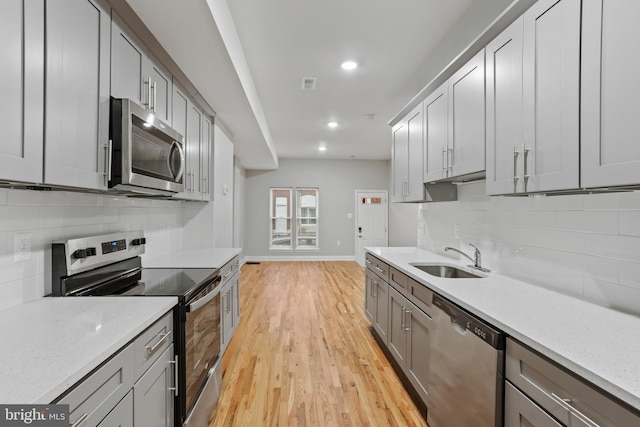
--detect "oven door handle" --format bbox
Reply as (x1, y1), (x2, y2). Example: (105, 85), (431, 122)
(187, 288), (219, 312)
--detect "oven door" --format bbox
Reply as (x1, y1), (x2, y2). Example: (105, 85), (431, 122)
(184, 285), (221, 419)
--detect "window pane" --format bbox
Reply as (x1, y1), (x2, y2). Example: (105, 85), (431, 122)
(271, 188), (292, 248)
(296, 188), (318, 248)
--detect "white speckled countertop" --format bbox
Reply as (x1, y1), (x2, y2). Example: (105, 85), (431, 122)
(143, 248), (241, 269)
(366, 246), (640, 411)
(0, 296), (177, 404)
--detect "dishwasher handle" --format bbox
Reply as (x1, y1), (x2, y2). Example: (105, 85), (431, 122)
(433, 294), (504, 350)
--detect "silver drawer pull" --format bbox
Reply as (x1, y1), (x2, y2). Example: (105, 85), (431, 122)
(550, 393), (601, 427)
(146, 331), (171, 357)
(223, 271), (231, 279)
(70, 413), (88, 427)
(365, 259), (372, 265)
(167, 355), (179, 396)
(375, 266), (384, 273)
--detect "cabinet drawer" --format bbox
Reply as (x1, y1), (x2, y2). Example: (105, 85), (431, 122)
(389, 267), (408, 294)
(57, 344), (134, 427)
(506, 338), (640, 426)
(365, 253), (389, 282)
(407, 278), (434, 317)
(505, 381), (562, 427)
(133, 311), (173, 380)
(220, 256), (238, 286)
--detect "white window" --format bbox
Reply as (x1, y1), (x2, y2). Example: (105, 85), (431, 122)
(270, 188), (292, 248)
(269, 187), (319, 250)
(296, 189), (318, 248)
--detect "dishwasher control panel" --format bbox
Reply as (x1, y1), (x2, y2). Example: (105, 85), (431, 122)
(433, 294), (504, 349)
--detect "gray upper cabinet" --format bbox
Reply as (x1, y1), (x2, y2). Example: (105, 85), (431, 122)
(423, 82), (448, 183)
(391, 119), (408, 202)
(201, 115), (213, 201)
(44, 0), (111, 190)
(486, 0), (580, 195)
(392, 103), (424, 202)
(581, 0), (640, 188)
(0, 0), (44, 184)
(521, 0), (580, 193)
(486, 17), (524, 195)
(111, 12), (172, 124)
(448, 49), (486, 179)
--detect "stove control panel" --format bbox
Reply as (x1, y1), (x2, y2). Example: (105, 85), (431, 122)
(102, 239), (127, 254)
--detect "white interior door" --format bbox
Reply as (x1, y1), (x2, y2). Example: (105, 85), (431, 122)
(356, 190), (388, 266)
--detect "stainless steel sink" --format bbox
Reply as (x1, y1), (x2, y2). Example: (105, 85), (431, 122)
(410, 263), (485, 279)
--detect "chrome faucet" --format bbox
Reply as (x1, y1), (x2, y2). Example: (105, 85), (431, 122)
(445, 243), (490, 272)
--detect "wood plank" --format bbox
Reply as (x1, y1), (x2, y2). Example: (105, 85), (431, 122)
(209, 261), (429, 427)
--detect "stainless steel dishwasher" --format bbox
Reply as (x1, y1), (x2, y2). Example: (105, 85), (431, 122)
(426, 294), (505, 427)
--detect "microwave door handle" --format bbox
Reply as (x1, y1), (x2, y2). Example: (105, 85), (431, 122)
(168, 141), (185, 182)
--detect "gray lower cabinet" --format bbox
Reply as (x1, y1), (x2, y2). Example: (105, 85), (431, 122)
(54, 312), (174, 427)
(134, 345), (174, 427)
(44, 0), (111, 191)
(365, 267), (389, 344)
(221, 256), (241, 353)
(505, 338), (640, 427)
(99, 390), (134, 427)
(387, 285), (431, 404)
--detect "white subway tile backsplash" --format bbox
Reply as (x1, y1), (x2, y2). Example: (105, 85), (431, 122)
(555, 211), (618, 234)
(418, 183), (640, 315)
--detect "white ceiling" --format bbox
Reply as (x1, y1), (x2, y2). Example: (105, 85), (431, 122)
(125, 0), (513, 170)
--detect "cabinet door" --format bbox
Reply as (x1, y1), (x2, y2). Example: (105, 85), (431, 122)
(98, 390), (133, 427)
(221, 282), (234, 351)
(423, 82), (448, 183)
(522, 0), (580, 192)
(44, 0), (110, 190)
(144, 57), (172, 124)
(406, 103), (424, 201)
(448, 49), (486, 178)
(582, 0), (640, 187)
(373, 279), (389, 344)
(231, 272), (240, 330)
(406, 301), (431, 404)
(486, 17), (524, 195)
(201, 115), (213, 201)
(172, 85), (188, 139)
(187, 104), (203, 198)
(134, 345), (174, 427)
(0, 0), (44, 183)
(364, 270), (376, 323)
(387, 286), (407, 367)
(504, 382), (562, 427)
(111, 12), (144, 106)
(391, 120), (408, 202)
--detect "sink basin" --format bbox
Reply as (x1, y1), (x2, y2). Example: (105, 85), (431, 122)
(410, 263), (485, 279)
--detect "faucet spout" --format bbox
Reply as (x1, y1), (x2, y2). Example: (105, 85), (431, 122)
(444, 244), (491, 273)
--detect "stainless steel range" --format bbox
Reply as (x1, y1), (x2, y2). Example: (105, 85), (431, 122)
(51, 231), (222, 427)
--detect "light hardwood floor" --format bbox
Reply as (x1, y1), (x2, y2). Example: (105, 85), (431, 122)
(209, 261), (428, 427)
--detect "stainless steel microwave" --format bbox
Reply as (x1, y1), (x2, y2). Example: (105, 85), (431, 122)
(109, 98), (185, 195)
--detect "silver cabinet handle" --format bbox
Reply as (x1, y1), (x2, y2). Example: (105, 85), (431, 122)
(146, 331), (171, 358)
(202, 176), (208, 194)
(103, 140), (112, 185)
(404, 308), (411, 331)
(400, 307), (406, 330)
(152, 81), (157, 113)
(70, 413), (88, 427)
(447, 147), (453, 175)
(375, 266), (384, 274)
(522, 145), (530, 192)
(442, 146), (447, 177)
(371, 281), (378, 298)
(513, 146), (519, 191)
(147, 77), (152, 108)
(168, 355), (179, 396)
(550, 393), (601, 427)
(191, 173), (195, 193)
(365, 259), (372, 265)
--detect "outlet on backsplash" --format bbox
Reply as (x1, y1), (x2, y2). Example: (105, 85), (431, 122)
(14, 233), (32, 262)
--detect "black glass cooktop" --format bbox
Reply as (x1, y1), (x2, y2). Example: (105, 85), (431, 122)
(140, 268), (219, 301)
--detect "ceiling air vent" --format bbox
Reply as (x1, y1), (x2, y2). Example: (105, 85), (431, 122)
(301, 77), (316, 90)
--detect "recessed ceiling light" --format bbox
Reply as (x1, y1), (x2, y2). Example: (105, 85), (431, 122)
(318, 146), (327, 152)
(341, 60), (358, 71)
(327, 121), (338, 128)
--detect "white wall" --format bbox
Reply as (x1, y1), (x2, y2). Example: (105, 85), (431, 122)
(234, 160), (246, 259)
(213, 125), (235, 248)
(0, 189), (185, 312)
(244, 159), (393, 259)
(418, 181), (640, 316)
